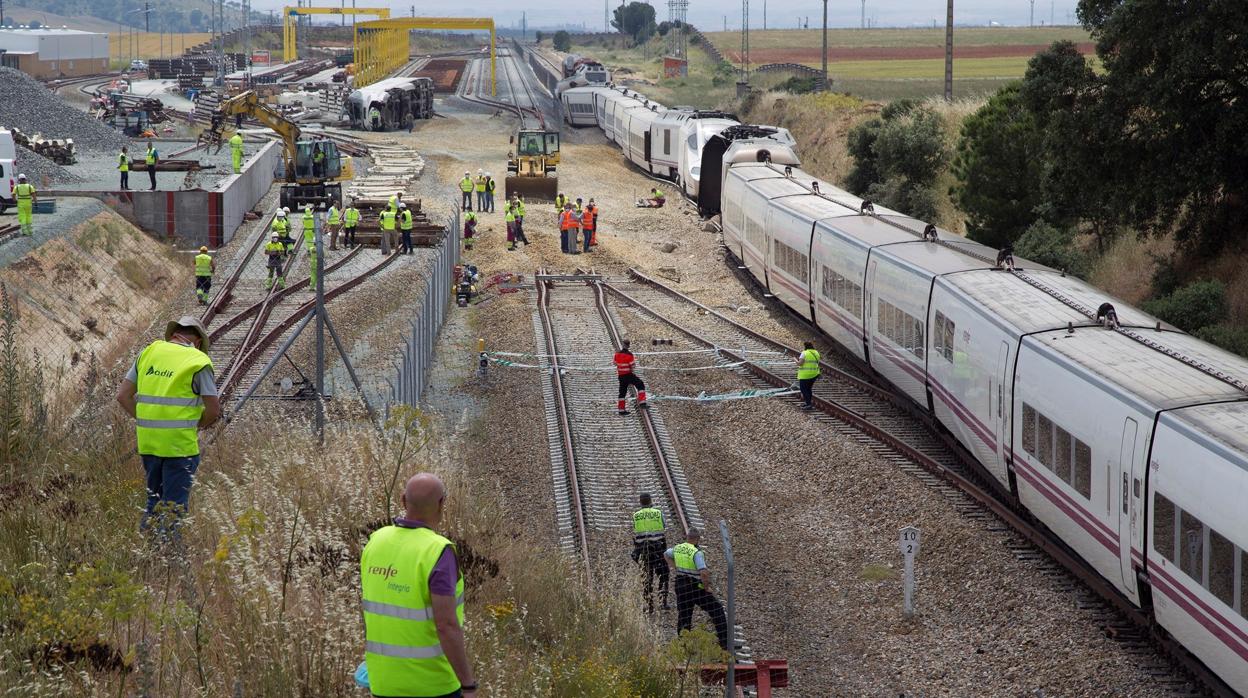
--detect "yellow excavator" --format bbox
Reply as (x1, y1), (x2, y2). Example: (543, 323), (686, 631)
(199, 90), (353, 210)
(505, 128), (560, 202)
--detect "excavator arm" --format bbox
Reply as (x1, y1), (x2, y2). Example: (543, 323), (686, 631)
(205, 91), (302, 172)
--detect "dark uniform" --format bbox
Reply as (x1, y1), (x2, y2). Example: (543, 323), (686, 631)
(632, 506), (669, 613)
(669, 539), (729, 650)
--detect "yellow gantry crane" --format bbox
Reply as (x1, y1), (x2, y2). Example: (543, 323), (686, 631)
(282, 6), (392, 63)
(354, 17), (496, 93)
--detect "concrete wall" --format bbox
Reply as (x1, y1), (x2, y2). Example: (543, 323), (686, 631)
(216, 140), (281, 247)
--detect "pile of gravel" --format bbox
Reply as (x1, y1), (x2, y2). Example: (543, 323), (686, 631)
(16, 144), (83, 185)
(0, 67), (128, 153)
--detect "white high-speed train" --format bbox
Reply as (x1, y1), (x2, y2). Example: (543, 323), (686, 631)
(564, 77), (1248, 693)
(560, 85), (755, 199)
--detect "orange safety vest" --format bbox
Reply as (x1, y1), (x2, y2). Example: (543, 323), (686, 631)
(559, 210), (576, 231)
(583, 206), (597, 231)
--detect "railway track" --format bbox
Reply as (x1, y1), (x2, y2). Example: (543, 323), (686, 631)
(606, 268), (1223, 697)
(459, 47), (548, 130)
(535, 271), (756, 667)
(198, 214), (399, 404)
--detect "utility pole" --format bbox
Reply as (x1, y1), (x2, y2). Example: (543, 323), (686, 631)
(739, 0), (749, 83)
(861, 0), (867, 29)
(763, 0), (766, 30)
(943, 0), (953, 101)
(723, 15), (727, 32)
(821, 0), (828, 91)
(1029, 0), (1035, 28)
(604, 0), (608, 32)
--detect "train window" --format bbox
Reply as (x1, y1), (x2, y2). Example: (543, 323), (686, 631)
(1073, 439), (1092, 498)
(664, 129), (671, 155)
(1022, 403), (1036, 455)
(687, 133), (698, 150)
(1037, 414), (1053, 467)
(821, 267), (863, 319)
(1153, 493), (1176, 563)
(1054, 427), (1073, 482)
(1209, 529), (1234, 606)
(912, 319), (925, 358)
(1180, 510), (1204, 583)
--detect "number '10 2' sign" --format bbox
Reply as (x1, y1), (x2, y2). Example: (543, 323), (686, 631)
(898, 526), (921, 556)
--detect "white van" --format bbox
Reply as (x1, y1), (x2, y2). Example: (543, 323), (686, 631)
(0, 128), (16, 214)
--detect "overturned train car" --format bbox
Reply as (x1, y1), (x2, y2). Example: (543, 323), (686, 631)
(347, 77), (434, 131)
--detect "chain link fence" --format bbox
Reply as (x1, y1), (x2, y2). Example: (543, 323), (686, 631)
(384, 203), (460, 411)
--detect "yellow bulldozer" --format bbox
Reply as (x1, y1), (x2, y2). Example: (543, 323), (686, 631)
(505, 128), (560, 202)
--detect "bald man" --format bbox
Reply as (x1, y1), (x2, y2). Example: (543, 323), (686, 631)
(360, 474), (478, 697)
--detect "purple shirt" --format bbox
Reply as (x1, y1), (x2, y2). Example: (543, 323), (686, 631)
(394, 518), (459, 597)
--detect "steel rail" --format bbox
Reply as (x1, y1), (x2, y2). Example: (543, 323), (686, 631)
(215, 243), (307, 391)
(220, 249), (403, 400)
(610, 271), (1232, 698)
(589, 279), (692, 537)
(201, 212), (276, 326)
(208, 244), (364, 342)
(535, 271), (593, 573)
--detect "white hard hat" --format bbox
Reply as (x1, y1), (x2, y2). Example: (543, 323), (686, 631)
(276, 210), (286, 217)
(485, 172), (491, 177)
(399, 202), (407, 208)
(283, 206), (291, 213)
(477, 168), (483, 174)
(17, 174), (26, 181)
(271, 231), (279, 238)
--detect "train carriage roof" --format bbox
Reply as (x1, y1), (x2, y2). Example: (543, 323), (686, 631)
(768, 193), (860, 222)
(1161, 401), (1248, 472)
(816, 215), (919, 248)
(873, 239), (994, 277)
(1026, 327), (1248, 411)
(743, 177), (814, 200)
(1018, 269), (1164, 329)
(941, 270), (1100, 334)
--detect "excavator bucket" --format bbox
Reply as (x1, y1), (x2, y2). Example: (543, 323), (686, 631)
(506, 175), (558, 203)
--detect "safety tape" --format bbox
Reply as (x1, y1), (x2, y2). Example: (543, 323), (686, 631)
(487, 347), (785, 359)
(485, 355), (755, 372)
(640, 386), (800, 402)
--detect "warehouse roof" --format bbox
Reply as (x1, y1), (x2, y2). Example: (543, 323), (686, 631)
(0, 28), (106, 37)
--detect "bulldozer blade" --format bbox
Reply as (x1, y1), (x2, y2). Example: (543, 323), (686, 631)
(505, 176), (558, 203)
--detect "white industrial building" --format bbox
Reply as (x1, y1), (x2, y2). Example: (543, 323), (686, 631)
(0, 27), (109, 79)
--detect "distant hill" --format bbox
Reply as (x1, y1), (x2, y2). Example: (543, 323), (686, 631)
(3, 0), (268, 35)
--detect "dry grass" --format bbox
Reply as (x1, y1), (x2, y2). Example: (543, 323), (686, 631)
(741, 91), (878, 183)
(1087, 233), (1173, 306)
(0, 284), (693, 696)
(705, 26), (1092, 51)
(109, 33), (213, 62)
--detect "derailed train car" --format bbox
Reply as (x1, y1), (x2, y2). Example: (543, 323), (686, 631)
(346, 77), (434, 131)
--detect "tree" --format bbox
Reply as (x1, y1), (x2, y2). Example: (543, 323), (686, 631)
(535, 31), (545, 43)
(1076, 0), (1248, 250)
(552, 31), (572, 52)
(189, 8), (205, 31)
(846, 104), (950, 222)
(612, 1), (658, 43)
(951, 82), (1045, 248)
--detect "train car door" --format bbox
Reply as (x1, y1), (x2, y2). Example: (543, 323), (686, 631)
(994, 341), (1009, 468)
(864, 259), (878, 362)
(644, 131), (652, 164)
(1118, 418), (1139, 594)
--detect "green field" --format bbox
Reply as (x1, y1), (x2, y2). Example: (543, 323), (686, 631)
(704, 26), (1091, 50)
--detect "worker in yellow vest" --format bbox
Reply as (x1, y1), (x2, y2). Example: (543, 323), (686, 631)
(665, 528), (729, 650)
(303, 205), (319, 288)
(388, 192), (403, 215)
(463, 211), (478, 251)
(359, 473), (478, 697)
(145, 140), (159, 191)
(115, 316), (220, 537)
(794, 340), (821, 410)
(13, 174), (35, 236)
(117, 146), (131, 190)
(475, 169), (487, 211)
(229, 132), (244, 174)
(272, 209), (294, 256)
(194, 245), (215, 305)
(379, 206), (397, 255)
(326, 201), (342, 250)
(343, 201), (360, 247)
(631, 492), (670, 614)
(554, 192), (567, 222)
(264, 232), (286, 289)
(398, 202), (415, 255)
(458, 172), (474, 212)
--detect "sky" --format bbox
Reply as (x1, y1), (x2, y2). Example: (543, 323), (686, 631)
(251, 1), (1085, 32)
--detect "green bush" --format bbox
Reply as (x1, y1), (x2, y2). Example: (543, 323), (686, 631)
(1195, 324), (1248, 358)
(553, 31), (572, 52)
(1013, 221), (1089, 277)
(777, 76), (821, 94)
(1141, 280), (1228, 332)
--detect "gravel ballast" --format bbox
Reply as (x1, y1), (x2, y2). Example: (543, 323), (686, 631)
(0, 67), (129, 153)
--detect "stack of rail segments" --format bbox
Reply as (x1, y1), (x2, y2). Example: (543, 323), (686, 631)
(343, 141), (437, 242)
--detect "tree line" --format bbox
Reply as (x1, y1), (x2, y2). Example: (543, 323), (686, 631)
(843, 0), (1248, 350)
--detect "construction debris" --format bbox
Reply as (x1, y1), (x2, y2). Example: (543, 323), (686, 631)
(11, 128), (76, 165)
